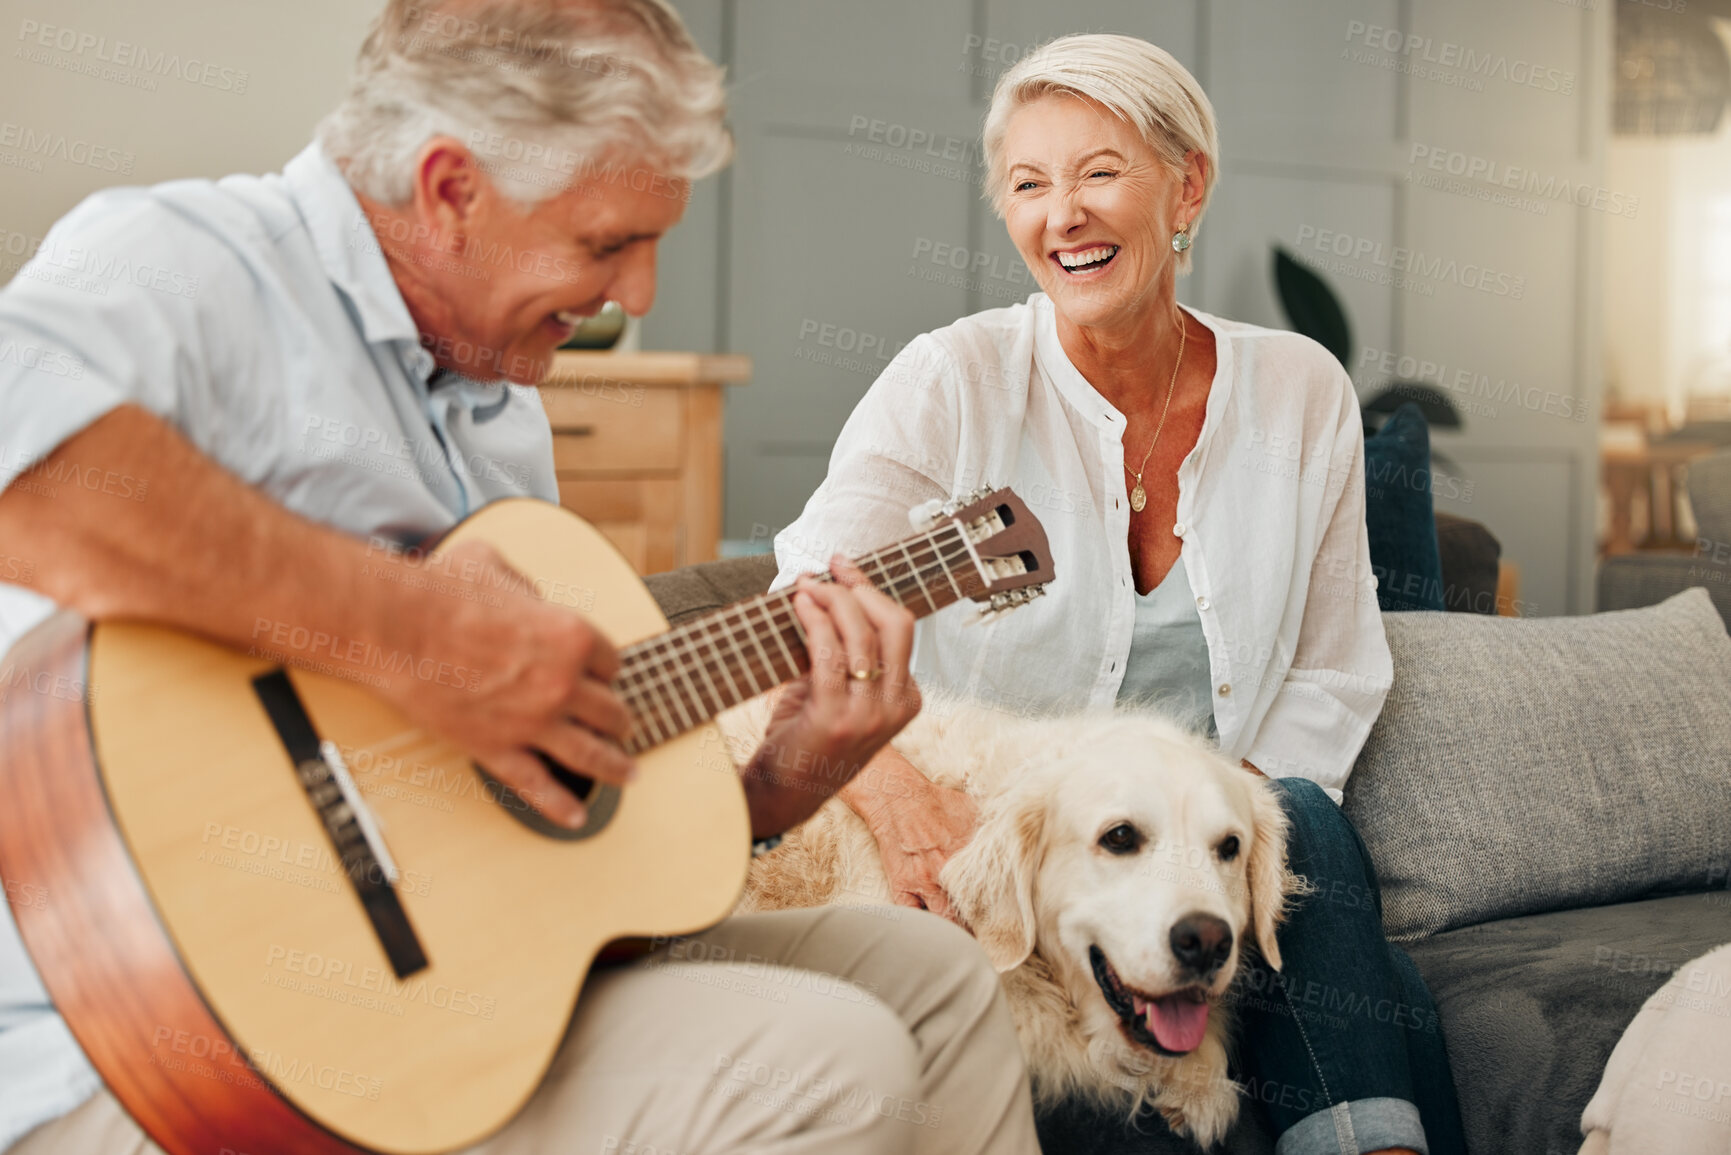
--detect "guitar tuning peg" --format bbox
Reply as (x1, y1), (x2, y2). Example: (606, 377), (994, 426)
(907, 498), (946, 530)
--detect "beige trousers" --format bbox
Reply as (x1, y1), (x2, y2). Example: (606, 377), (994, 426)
(13, 907), (1038, 1155)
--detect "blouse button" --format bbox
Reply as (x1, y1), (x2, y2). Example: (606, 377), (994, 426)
(1217, 683), (1232, 697)
(1172, 522), (1187, 537)
(1196, 595), (1210, 611)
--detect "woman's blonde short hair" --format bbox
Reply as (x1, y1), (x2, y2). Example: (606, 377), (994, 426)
(982, 34), (1219, 273)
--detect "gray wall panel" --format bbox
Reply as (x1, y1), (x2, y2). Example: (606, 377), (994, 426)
(658, 0), (1611, 611)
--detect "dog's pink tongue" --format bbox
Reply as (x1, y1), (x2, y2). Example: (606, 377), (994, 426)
(1146, 996), (1209, 1053)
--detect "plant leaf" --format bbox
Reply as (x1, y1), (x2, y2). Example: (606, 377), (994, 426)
(1364, 382), (1463, 428)
(1272, 247), (1353, 370)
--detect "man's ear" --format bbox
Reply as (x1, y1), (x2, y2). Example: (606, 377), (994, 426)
(940, 780), (1044, 972)
(1245, 777), (1293, 972)
(412, 136), (488, 240)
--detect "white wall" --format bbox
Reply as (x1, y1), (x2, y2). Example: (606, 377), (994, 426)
(0, 0), (382, 282)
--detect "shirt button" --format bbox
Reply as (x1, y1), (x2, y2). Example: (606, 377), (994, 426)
(1217, 683), (1232, 697)
(1172, 522), (1187, 537)
(1196, 596), (1210, 610)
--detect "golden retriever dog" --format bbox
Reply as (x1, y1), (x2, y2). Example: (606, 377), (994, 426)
(720, 697), (1296, 1147)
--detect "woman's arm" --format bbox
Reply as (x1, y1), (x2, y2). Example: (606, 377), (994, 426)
(772, 338), (982, 916)
(771, 338), (962, 589)
(840, 744), (978, 922)
(1241, 375), (1393, 794)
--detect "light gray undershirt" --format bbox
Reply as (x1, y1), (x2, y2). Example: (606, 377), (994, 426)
(1115, 554), (1219, 739)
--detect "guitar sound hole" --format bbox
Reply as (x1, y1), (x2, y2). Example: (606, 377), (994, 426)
(536, 751), (596, 802)
(472, 757), (619, 842)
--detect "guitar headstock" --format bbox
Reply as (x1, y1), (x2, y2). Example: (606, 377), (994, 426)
(922, 486), (1056, 615)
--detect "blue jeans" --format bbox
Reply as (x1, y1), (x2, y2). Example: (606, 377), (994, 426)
(1232, 778), (1466, 1155)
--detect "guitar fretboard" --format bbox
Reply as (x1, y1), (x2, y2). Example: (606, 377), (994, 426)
(614, 520), (982, 752)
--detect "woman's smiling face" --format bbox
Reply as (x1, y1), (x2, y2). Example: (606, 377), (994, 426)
(1000, 93), (1195, 332)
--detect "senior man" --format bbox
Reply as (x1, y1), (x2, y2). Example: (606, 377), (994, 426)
(0, 2), (1039, 1153)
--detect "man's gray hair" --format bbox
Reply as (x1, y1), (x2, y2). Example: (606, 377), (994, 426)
(318, 0), (731, 206)
(982, 34), (1219, 273)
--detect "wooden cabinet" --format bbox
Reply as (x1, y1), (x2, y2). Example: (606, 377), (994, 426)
(536, 351), (750, 574)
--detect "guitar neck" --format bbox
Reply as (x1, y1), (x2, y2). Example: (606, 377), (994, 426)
(615, 521), (982, 753)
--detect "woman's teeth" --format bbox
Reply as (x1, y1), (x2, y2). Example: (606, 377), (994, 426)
(1058, 245), (1119, 272)
(554, 310), (585, 326)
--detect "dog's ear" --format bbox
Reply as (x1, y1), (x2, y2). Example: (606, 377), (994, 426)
(940, 780), (1044, 972)
(1245, 777), (1293, 972)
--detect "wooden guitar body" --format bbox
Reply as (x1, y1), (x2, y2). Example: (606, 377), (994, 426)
(0, 502), (749, 1155)
(0, 492), (1051, 1155)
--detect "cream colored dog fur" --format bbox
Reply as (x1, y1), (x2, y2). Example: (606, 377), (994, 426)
(721, 697), (1295, 1147)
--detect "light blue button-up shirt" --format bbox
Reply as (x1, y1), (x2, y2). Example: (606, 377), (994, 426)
(0, 142), (558, 1149)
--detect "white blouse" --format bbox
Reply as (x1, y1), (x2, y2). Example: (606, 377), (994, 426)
(772, 293), (1391, 794)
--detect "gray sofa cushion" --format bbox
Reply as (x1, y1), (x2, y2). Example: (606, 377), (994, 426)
(1404, 893), (1731, 1155)
(1434, 511), (1501, 615)
(643, 554), (777, 625)
(1344, 588), (1731, 941)
(1597, 553), (1731, 627)
(1688, 449), (1731, 546)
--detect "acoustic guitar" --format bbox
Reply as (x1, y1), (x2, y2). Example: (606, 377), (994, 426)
(0, 489), (1052, 1155)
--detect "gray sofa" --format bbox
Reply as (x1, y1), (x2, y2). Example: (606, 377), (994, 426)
(645, 559), (1731, 1155)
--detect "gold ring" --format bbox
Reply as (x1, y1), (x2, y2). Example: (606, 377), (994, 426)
(850, 665), (883, 682)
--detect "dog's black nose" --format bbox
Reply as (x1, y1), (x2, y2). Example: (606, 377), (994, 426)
(1170, 915), (1233, 977)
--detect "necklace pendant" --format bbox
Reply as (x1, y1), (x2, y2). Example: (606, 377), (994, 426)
(1130, 482), (1147, 512)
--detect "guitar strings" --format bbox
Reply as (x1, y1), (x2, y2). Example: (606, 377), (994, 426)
(623, 524), (965, 707)
(616, 525), (971, 746)
(617, 519), (961, 706)
(614, 524), (978, 748)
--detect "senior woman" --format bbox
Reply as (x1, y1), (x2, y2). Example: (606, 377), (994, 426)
(774, 35), (1466, 1155)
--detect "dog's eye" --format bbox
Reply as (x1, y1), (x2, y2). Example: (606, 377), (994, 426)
(1218, 835), (1241, 862)
(1098, 823), (1142, 855)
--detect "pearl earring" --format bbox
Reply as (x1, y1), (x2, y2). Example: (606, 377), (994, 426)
(1171, 223), (1192, 254)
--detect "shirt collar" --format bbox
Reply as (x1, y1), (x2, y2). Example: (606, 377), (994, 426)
(282, 142), (422, 352)
(1032, 293), (1234, 453)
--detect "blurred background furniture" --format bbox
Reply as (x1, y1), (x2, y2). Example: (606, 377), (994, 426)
(1601, 436), (1718, 555)
(537, 351), (750, 573)
(1436, 512), (1509, 617)
(1599, 448), (1731, 626)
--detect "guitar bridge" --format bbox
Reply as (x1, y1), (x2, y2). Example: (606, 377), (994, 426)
(252, 670), (429, 979)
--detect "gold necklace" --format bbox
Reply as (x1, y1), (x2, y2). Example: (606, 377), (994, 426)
(1124, 314), (1187, 513)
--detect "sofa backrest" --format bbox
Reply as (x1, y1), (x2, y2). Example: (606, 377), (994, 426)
(1690, 449), (1731, 549)
(644, 554), (778, 626)
(1343, 588), (1731, 940)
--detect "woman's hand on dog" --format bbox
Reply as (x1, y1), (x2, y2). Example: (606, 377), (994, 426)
(842, 745), (979, 923)
(739, 557), (922, 839)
